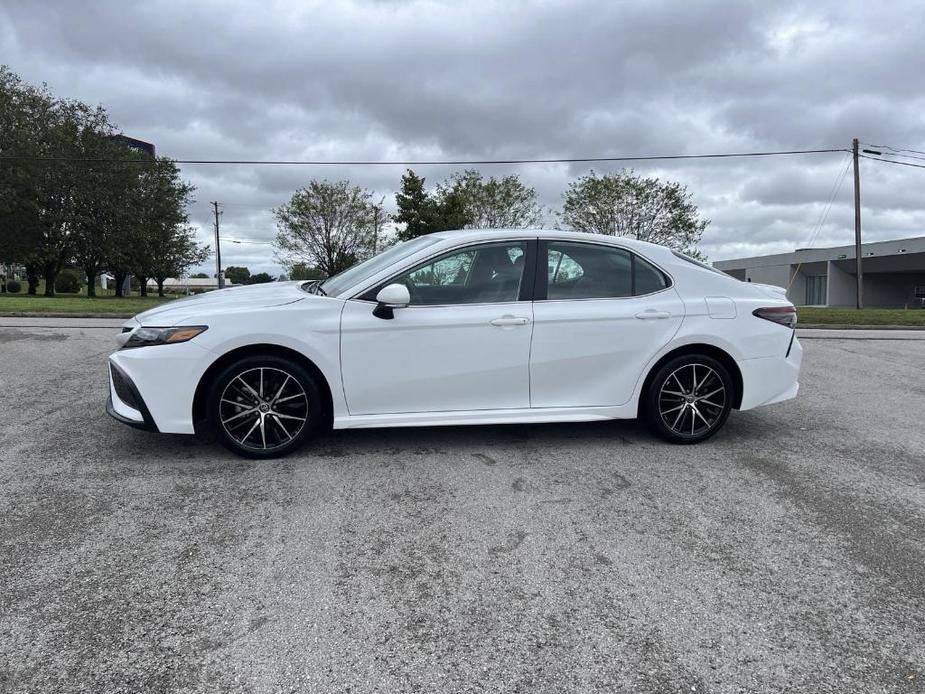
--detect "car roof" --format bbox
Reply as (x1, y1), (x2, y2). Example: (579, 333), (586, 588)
(428, 228), (669, 255)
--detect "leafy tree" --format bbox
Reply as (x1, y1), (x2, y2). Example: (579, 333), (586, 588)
(225, 266), (251, 285)
(441, 170), (543, 229)
(288, 263), (325, 280)
(71, 139), (142, 296)
(394, 170), (432, 241)
(274, 180), (376, 276)
(0, 67), (206, 297)
(33, 100), (118, 296)
(248, 272), (274, 284)
(0, 71), (43, 278)
(393, 169), (471, 241)
(433, 186), (471, 232)
(190, 272), (209, 279)
(0, 67), (100, 295)
(560, 170), (708, 256)
(0, 67), (47, 275)
(149, 225), (210, 296)
(54, 268), (82, 294)
(121, 158), (205, 296)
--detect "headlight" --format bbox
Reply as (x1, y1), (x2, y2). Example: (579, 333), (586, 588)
(123, 326), (208, 349)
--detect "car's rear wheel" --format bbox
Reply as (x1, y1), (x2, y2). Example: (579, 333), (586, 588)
(207, 355), (324, 459)
(643, 354), (733, 444)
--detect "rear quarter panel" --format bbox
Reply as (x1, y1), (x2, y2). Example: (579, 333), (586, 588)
(669, 263), (794, 360)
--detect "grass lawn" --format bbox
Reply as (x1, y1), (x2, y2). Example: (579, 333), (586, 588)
(0, 294), (175, 315)
(797, 306), (925, 327)
(2, 292), (923, 325)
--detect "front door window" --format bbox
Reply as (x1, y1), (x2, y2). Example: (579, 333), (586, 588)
(389, 242), (527, 305)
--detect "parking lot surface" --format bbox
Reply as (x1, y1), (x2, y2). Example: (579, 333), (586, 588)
(1, 324), (923, 693)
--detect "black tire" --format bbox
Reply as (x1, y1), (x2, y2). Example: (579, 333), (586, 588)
(206, 354), (325, 459)
(642, 354), (733, 444)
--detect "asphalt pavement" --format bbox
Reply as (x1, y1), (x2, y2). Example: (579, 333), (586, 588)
(0, 322), (923, 693)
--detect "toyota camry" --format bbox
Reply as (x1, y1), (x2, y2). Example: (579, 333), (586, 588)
(106, 229), (802, 458)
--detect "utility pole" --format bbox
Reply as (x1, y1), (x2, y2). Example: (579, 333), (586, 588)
(212, 201), (224, 289)
(852, 138), (863, 309)
(370, 196), (385, 255)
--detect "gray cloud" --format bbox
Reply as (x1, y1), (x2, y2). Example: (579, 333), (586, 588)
(2, 0), (923, 274)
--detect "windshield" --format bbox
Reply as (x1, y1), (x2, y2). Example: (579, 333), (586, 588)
(319, 236), (442, 297)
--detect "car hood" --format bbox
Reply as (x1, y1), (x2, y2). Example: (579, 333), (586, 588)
(130, 281), (314, 326)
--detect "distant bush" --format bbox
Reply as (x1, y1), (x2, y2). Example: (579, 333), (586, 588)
(54, 270), (82, 294)
(6, 280), (21, 293)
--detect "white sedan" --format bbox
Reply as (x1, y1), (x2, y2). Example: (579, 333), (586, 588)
(107, 229), (802, 458)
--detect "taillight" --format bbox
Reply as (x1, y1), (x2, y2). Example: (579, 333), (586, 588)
(753, 306), (797, 329)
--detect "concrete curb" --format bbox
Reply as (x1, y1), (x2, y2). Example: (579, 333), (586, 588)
(797, 328), (925, 340)
(798, 323), (925, 331)
(0, 312), (134, 319)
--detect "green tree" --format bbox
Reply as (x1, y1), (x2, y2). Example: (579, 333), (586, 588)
(393, 170), (431, 240)
(248, 272), (274, 284)
(0, 69), (45, 279)
(560, 170), (708, 256)
(274, 180), (376, 276)
(225, 266), (251, 285)
(32, 100), (120, 296)
(441, 170), (543, 229)
(288, 263), (325, 280)
(393, 169), (470, 241)
(149, 224), (210, 296)
(0, 67), (98, 295)
(121, 158), (205, 296)
(71, 138), (142, 297)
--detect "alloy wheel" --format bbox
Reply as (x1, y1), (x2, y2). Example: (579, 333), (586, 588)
(657, 362), (726, 437)
(219, 367), (308, 451)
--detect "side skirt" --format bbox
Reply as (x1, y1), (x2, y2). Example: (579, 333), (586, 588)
(333, 404), (637, 430)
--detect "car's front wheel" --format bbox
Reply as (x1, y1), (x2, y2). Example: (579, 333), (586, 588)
(643, 354), (733, 444)
(207, 355), (324, 459)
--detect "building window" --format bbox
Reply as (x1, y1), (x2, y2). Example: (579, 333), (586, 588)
(805, 275), (827, 305)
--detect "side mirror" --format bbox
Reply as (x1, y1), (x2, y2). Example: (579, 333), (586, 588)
(373, 283), (411, 319)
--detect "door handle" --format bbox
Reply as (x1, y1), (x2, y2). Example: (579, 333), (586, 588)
(490, 316), (530, 327)
(635, 310), (671, 320)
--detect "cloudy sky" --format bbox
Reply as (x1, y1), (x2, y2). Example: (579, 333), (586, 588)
(2, 0), (924, 275)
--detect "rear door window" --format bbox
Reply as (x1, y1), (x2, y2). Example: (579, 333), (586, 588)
(544, 242), (669, 299)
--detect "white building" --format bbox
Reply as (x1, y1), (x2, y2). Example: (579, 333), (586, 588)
(145, 278), (237, 292)
(713, 236), (925, 308)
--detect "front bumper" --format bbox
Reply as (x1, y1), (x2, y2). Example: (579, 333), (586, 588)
(106, 337), (210, 434)
(106, 361), (159, 432)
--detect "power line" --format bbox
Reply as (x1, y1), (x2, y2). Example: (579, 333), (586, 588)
(212, 202), (280, 208)
(860, 145), (925, 163)
(787, 154), (852, 290)
(219, 237), (274, 245)
(862, 142), (925, 157)
(859, 154), (925, 170)
(882, 151), (925, 163)
(0, 147), (848, 166)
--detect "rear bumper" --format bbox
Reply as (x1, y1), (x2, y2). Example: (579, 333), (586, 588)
(738, 334), (803, 410)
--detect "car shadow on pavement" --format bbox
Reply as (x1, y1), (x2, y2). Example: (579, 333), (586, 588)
(101, 407), (782, 464)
